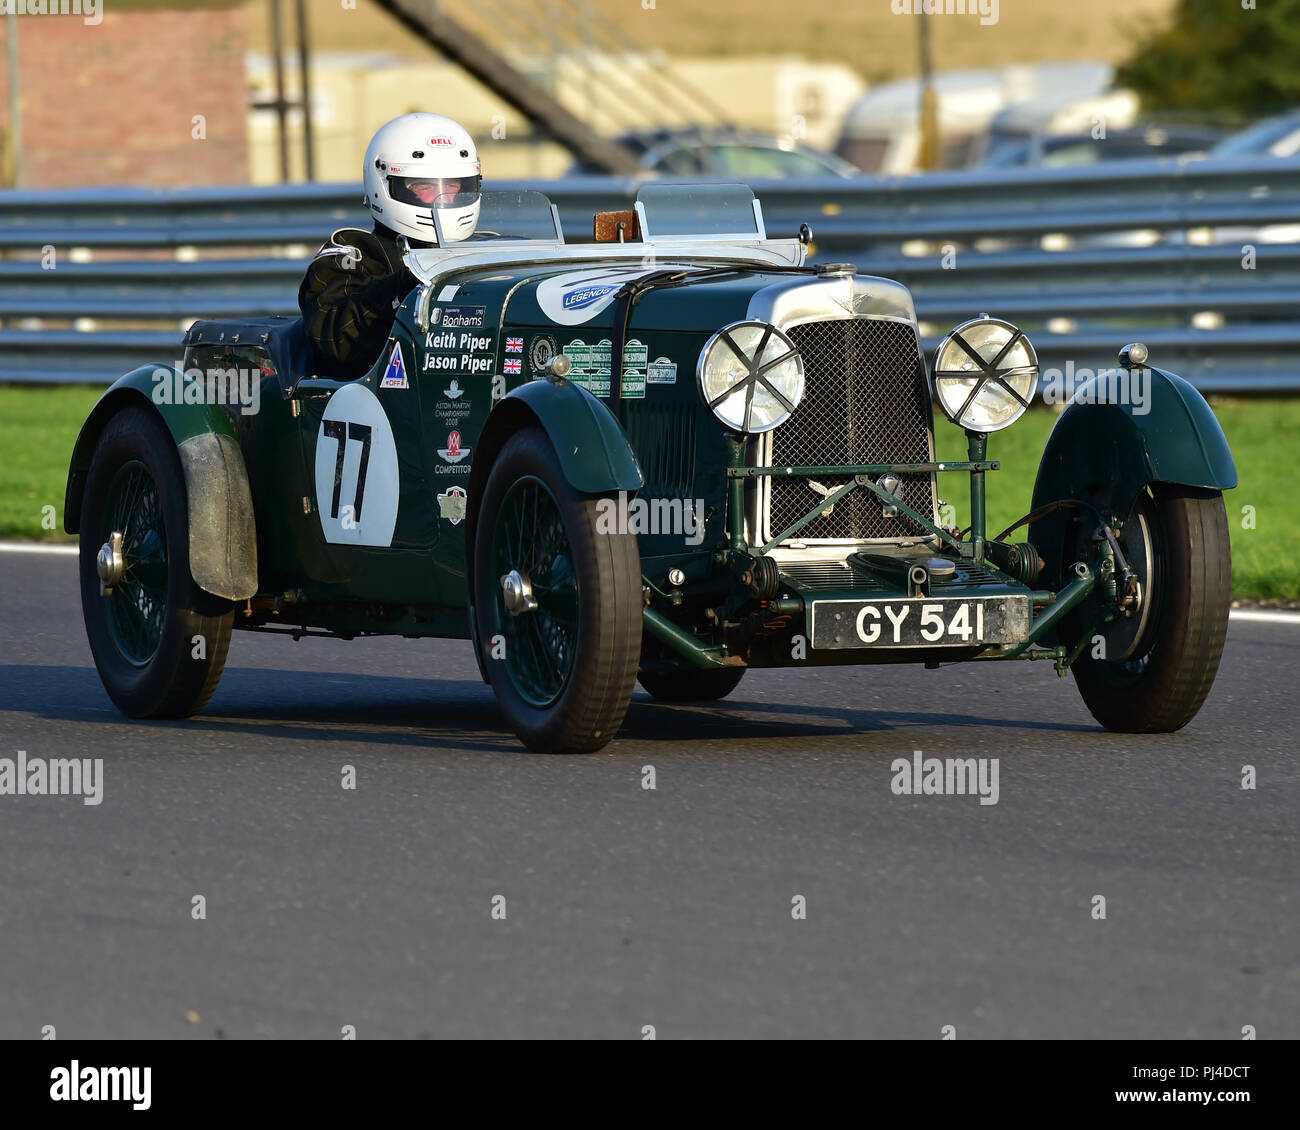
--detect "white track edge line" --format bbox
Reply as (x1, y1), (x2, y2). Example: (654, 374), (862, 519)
(1228, 609), (1300, 625)
(1, 541), (1297, 623)
(0, 541), (77, 555)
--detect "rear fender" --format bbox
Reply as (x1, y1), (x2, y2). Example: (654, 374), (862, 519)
(64, 365), (258, 601)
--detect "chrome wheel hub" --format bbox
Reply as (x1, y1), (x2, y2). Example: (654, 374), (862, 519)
(1099, 499), (1157, 661)
(97, 531), (125, 596)
(501, 569), (538, 616)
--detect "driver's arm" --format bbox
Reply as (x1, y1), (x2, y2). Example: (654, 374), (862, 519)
(298, 234), (417, 380)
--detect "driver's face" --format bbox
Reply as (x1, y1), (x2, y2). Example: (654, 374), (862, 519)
(409, 179), (460, 205)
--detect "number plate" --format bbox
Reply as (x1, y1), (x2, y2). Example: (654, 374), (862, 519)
(810, 595), (1030, 649)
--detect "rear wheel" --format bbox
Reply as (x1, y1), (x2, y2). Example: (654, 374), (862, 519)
(638, 667), (746, 702)
(472, 428), (641, 753)
(1066, 485), (1230, 733)
(79, 405), (234, 718)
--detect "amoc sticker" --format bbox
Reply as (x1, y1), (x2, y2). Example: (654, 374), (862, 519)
(529, 333), (558, 374)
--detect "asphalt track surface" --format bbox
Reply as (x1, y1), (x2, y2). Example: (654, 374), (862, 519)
(1, 549), (1296, 1039)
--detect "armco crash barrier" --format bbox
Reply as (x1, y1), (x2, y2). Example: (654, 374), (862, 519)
(1, 157), (1296, 391)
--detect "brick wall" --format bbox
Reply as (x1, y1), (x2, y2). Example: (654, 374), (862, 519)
(0, 3), (248, 188)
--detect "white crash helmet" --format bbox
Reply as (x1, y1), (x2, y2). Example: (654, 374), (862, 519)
(362, 113), (482, 244)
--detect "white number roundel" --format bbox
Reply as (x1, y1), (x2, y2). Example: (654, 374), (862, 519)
(314, 383), (399, 546)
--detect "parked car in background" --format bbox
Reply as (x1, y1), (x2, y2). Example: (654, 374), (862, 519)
(1209, 109), (1300, 158)
(567, 129), (860, 178)
(976, 126), (1220, 169)
(835, 61), (1128, 175)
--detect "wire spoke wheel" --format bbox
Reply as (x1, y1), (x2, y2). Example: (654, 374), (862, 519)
(101, 461), (169, 666)
(79, 405), (234, 718)
(490, 476), (578, 707)
(474, 428), (640, 753)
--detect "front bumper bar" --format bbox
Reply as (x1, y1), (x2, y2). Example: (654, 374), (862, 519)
(641, 561), (1098, 671)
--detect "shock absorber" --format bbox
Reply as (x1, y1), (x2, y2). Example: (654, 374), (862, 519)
(984, 539), (1043, 586)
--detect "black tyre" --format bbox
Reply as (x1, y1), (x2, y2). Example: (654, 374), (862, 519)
(1066, 485), (1230, 733)
(79, 405), (234, 718)
(473, 428), (641, 753)
(638, 667), (746, 702)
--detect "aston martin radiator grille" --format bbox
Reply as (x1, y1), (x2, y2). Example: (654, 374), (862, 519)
(768, 318), (937, 541)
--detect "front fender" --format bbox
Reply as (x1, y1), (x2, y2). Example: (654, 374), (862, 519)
(64, 365), (258, 601)
(470, 378), (643, 502)
(1029, 365), (1237, 590)
(466, 378), (643, 605)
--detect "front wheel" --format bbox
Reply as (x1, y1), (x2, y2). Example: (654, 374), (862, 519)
(79, 405), (234, 717)
(472, 428), (642, 753)
(1067, 485), (1230, 733)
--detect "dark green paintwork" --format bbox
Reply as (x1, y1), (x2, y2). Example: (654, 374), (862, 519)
(1029, 366), (1238, 594)
(967, 432), (988, 561)
(493, 379), (643, 493)
(66, 242), (1235, 678)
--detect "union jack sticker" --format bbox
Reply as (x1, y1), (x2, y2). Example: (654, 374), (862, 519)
(503, 358), (522, 375)
(505, 336), (523, 353)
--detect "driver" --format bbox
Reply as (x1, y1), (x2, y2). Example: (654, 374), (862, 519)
(299, 112), (483, 380)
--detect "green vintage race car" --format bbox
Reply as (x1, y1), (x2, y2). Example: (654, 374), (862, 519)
(65, 184), (1238, 752)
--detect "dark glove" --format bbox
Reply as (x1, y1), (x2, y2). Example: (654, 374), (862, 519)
(375, 266), (419, 309)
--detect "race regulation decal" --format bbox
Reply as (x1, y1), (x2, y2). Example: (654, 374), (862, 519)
(379, 342), (408, 389)
(561, 337), (649, 398)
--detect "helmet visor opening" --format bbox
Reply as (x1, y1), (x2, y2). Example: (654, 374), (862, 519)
(387, 174), (481, 209)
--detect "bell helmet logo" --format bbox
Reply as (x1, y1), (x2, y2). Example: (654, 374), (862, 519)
(428, 136), (455, 146)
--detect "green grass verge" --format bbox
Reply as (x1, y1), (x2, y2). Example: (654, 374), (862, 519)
(0, 385), (102, 544)
(2, 386), (1296, 601)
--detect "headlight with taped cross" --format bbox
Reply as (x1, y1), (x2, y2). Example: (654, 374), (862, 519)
(932, 315), (1039, 432)
(696, 320), (805, 434)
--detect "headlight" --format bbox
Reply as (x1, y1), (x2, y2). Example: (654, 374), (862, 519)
(697, 320), (805, 434)
(932, 316), (1039, 432)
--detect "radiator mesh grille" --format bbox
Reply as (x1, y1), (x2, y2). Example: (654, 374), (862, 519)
(768, 318), (936, 541)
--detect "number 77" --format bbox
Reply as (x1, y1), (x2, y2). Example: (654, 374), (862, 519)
(322, 420), (373, 522)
